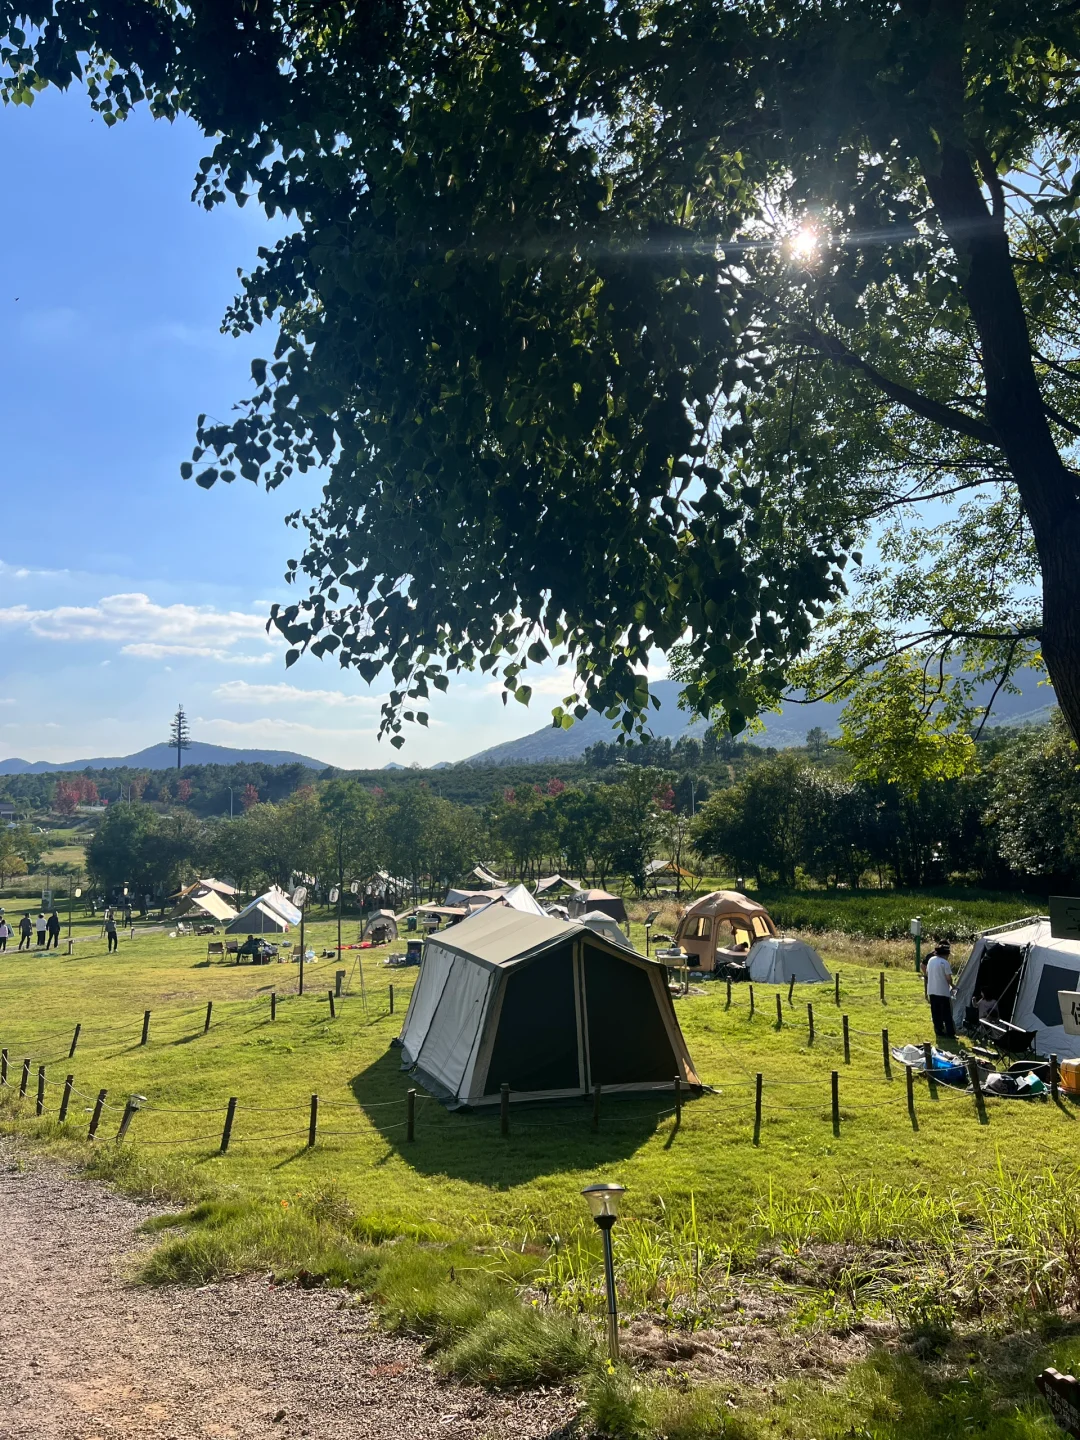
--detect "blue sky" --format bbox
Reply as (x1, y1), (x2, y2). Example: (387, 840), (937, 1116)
(0, 87), (596, 767)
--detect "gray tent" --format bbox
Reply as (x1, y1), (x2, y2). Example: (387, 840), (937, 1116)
(397, 907), (699, 1106)
(746, 936), (831, 984)
(953, 917), (1080, 1057)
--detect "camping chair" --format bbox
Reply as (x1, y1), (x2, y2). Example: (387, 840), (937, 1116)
(225, 939), (239, 958)
(982, 1018), (1038, 1055)
(206, 940), (225, 962)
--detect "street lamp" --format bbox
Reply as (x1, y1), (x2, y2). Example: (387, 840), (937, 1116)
(581, 1183), (626, 1360)
(67, 883), (82, 954)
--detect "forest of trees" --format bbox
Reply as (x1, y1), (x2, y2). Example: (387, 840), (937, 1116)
(14, 714), (1070, 907)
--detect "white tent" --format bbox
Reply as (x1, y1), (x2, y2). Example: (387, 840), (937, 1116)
(397, 907), (699, 1106)
(263, 885), (303, 925)
(746, 936), (831, 984)
(225, 887), (299, 934)
(953, 917), (1080, 1057)
(171, 889), (238, 924)
(579, 911), (636, 952)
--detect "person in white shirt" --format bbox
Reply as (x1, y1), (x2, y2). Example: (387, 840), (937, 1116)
(922, 941), (955, 1038)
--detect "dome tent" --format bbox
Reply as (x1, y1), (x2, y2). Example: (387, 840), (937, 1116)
(397, 907), (699, 1107)
(674, 891), (778, 972)
(746, 936), (831, 985)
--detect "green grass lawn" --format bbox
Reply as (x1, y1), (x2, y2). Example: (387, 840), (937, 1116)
(1, 912), (1077, 1438)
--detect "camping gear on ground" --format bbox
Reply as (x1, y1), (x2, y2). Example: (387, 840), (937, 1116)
(671, 891), (778, 973)
(566, 889), (629, 925)
(360, 909), (399, 945)
(982, 1071), (1047, 1098)
(397, 907), (699, 1107)
(405, 939), (423, 965)
(745, 936), (831, 985)
(952, 917), (1080, 1058)
(891, 1044), (968, 1086)
(1060, 1057), (1080, 1096)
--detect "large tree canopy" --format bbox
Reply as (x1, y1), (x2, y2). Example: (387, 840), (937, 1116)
(5, 0), (1080, 750)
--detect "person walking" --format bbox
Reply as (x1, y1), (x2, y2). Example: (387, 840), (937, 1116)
(122, 901), (132, 928)
(34, 911), (47, 949)
(18, 914), (32, 951)
(0, 919), (11, 952)
(922, 941), (956, 1039)
(46, 908), (61, 950)
(104, 914), (118, 953)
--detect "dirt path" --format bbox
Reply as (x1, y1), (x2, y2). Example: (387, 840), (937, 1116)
(0, 1143), (576, 1440)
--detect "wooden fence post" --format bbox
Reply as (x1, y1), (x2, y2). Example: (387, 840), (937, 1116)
(270, 990), (277, 1022)
(592, 1083), (601, 1133)
(879, 971), (886, 1004)
(1051, 1053), (1060, 1102)
(407, 1088), (416, 1142)
(753, 1072), (762, 1146)
(389, 984), (395, 1016)
(787, 974), (796, 1005)
(69, 1023), (81, 1058)
(335, 969), (345, 998)
(882, 1028), (891, 1078)
(220, 1097), (237, 1153)
(1, 1048), (8, 1086)
(674, 1074), (682, 1125)
(967, 1059), (988, 1125)
(906, 1065), (917, 1130)
(204, 1001), (213, 1034)
(749, 984), (755, 1016)
(19, 1058), (30, 1098)
(141, 1010), (151, 1046)
(88, 1088), (107, 1139)
(807, 1002), (815, 1044)
(59, 1074), (74, 1124)
(500, 1082), (510, 1137)
(328, 989), (336, 1020)
(308, 1094), (319, 1147)
(726, 977), (732, 1009)
(36, 1065), (45, 1116)
(831, 1071), (840, 1134)
(842, 1015), (850, 1064)
(834, 971), (841, 1005)
(775, 993), (783, 1028)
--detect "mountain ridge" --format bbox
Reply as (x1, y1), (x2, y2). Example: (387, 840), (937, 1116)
(0, 741), (330, 775)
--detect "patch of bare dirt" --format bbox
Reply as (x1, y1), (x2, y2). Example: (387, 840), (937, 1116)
(0, 1141), (576, 1440)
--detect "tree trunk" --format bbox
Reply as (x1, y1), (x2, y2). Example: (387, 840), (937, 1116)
(916, 3), (1080, 742)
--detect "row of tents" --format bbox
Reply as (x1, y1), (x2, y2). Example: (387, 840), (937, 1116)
(171, 879), (302, 934)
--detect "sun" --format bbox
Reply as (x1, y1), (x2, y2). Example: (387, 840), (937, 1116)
(788, 225), (820, 262)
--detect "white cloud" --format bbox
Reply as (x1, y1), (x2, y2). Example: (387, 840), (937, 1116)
(482, 671), (587, 699)
(198, 717), (376, 741)
(0, 593), (276, 662)
(213, 680), (384, 708)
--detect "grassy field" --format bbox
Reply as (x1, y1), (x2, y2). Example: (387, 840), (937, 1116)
(1, 911), (1077, 1437)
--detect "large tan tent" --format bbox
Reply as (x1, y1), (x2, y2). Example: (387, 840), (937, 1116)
(397, 908), (699, 1106)
(171, 888), (238, 925)
(673, 891), (778, 971)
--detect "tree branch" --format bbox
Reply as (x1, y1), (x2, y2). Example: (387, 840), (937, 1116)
(794, 324), (998, 445)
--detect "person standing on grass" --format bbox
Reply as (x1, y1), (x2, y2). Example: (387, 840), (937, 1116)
(34, 911), (47, 948)
(46, 908), (61, 949)
(922, 941), (956, 1038)
(17, 913), (32, 950)
(104, 913), (118, 953)
(0, 919), (11, 952)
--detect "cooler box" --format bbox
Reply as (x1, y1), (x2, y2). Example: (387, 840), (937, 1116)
(1059, 1058), (1080, 1096)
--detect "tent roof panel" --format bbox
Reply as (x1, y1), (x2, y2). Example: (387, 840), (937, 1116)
(429, 906), (646, 970)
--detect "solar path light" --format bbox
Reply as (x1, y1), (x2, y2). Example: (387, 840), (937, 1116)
(581, 1183), (626, 1360)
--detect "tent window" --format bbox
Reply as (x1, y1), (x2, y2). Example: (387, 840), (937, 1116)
(1032, 963), (1080, 1028)
(752, 916), (770, 938)
(972, 941), (1027, 1023)
(583, 945), (677, 1085)
(483, 946), (580, 1095)
(689, 917), (711, 939)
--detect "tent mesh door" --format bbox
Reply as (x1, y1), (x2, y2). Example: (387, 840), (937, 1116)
(583, 945), (678, 1085)
(483, 945), (580, 1094)
(974, 942), (1028, 1023)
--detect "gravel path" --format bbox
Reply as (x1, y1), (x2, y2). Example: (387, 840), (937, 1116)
(0, 1143), (577, 1440)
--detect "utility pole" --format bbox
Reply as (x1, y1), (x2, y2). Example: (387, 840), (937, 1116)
(227, 786), (236, 818)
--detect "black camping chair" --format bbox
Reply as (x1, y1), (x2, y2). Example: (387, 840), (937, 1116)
(981, 1018), (1038, 1055)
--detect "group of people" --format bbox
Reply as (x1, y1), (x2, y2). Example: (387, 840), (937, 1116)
(0, 908), (62, 952)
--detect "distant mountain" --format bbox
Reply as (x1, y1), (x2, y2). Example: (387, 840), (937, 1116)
(461, 673), (1054, 765)
(0, 741), (330, 775)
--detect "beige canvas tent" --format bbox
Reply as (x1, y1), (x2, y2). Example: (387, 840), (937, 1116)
(170, 886), (238, 925)
(673, 891), (778, 972)
(397, 907), (699, 1106)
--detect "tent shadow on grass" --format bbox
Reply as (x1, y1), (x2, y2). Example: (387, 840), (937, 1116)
(349, 1047), (680, 1185)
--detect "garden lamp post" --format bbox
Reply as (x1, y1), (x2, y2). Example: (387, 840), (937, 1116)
(910, 916), (922, 975)
(67, 883), (81, 954)
(292, 885), (308, 995)
(581, 1183), (625, 1361)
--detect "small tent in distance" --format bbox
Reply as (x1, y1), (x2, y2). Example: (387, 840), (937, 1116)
(397, 908), (699, 1106)
(746, 936), (831, 985)
(567, 889), (629, 925)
